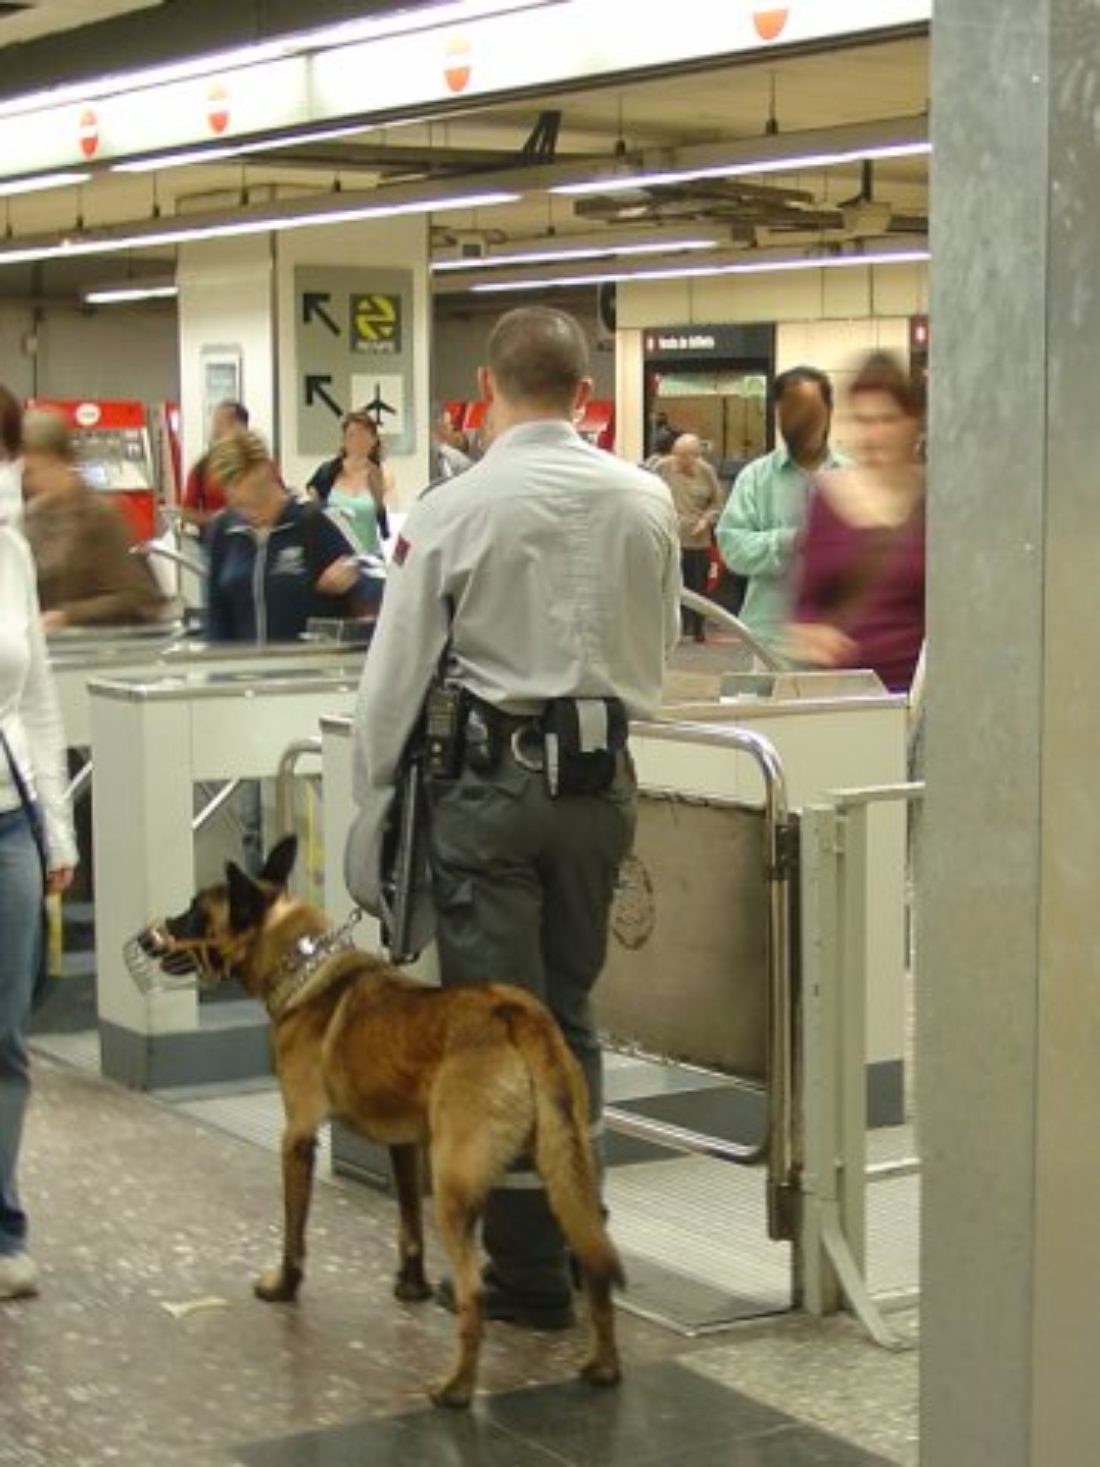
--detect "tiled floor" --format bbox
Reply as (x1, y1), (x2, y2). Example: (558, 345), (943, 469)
(2, 1058), (920, 1466)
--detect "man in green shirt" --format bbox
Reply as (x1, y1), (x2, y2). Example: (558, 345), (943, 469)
(716, 366), (844, 649)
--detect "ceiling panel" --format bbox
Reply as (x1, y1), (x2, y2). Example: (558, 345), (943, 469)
(0, 0), (163, 47)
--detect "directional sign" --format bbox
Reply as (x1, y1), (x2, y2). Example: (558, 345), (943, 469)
(295, 266), (414, 457)
(350, 372), (405, 438)
(350, 293), (402, 354)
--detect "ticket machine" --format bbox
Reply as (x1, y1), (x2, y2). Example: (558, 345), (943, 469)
(28, 397), (158, 541)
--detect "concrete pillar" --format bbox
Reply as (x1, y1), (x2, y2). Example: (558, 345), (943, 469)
(177, 235), (277, 468)
(922, 3), (1100, 1462)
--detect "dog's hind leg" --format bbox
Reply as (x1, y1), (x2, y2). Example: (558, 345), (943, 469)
(429, 1170), (485, 1410)
(389, 1145), (432, 1303)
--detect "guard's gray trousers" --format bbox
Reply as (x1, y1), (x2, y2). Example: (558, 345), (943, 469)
(428, 750), (636, 1301)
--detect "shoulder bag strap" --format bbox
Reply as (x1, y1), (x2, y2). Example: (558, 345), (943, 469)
(0, 730), (48, 877)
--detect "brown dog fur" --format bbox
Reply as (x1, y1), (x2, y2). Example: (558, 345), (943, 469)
(155, 837), (623, 1408)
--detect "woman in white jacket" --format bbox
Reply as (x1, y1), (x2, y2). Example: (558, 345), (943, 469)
(0, 519), (76, 1300)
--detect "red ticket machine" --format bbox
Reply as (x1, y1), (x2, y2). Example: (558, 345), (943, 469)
(28, 398), (158, 541)
(576, 399), (615, 451)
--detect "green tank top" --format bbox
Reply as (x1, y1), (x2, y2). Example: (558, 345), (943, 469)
(326, 488), (381, 556)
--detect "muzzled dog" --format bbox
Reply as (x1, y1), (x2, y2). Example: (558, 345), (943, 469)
(132, 836), (624, 1409)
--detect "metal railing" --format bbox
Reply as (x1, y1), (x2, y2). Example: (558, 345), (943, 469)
(799, 780), (924, 1349)
(603, 725), (798, 1241)
(192, 779), (242, 833)
(679, 589), (786, 672)
(275, 737), (323, 837)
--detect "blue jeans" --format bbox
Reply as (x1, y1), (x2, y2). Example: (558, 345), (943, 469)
(0, 807), (42, 1256)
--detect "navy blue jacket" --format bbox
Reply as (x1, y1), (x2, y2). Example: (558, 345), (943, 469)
(205, 498), (358, 643)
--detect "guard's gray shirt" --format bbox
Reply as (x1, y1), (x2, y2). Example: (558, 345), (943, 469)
(351, 418), (682, 814)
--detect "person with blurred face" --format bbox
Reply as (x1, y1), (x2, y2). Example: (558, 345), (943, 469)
(204, 431), (362, 644)
(716, 366), (845, 648)
(180, 399), (250, 531)
(307, 411), (394, 550)
(788, 353), (925, 691)
(21, 411), (164, 630)
(655, 434), (723, 642)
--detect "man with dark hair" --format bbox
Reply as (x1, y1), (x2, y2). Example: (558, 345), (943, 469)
(181, 399), (251, 531)
(716, 364), (845, 648)
(348, 305), (681, 1330)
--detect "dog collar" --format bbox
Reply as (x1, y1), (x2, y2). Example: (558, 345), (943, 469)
(266, 910), (364, 1020)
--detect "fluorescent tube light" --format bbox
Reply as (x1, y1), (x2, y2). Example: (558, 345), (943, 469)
(0, 190), (522, 268)
(0, 171), (90, 198)
(114, 147), (247, 174)
(84, 285), (179, 304)
(0, 1), (550, 119)
(469, 248), (931, 293)
(432, 237), (719, 273)
(551, 142), (932, 197)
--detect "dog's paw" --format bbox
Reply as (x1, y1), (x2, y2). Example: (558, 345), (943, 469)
(394, 1275), (433, 1304)
(580, 1356), (622, 1388)
(428, 1379), (474, 1410)
(254, 1267), (300, 1303)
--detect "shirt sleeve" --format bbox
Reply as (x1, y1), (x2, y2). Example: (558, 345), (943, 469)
(654, 490), (684, 658)
(703, 464), (723, 524)
(311, 508), (359, 571)
(182, 462), (204, 511)
(351, 504), (451, 805)
(17, 542), (77, 869)
(716, 460), (798, 577)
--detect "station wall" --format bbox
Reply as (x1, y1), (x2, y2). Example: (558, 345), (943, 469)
(0, 299), (180, 406)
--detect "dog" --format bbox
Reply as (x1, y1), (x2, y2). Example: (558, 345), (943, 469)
(136, 835), (623, 1409)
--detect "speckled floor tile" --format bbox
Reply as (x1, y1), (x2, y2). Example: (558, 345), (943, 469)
(3, 1059), (917, 1467)
(679, 1312), (920, 1466)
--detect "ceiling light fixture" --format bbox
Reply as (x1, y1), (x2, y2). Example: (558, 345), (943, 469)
(551, 141), (931, 197)
(113, 147), (248, 174)
(432, 236), (720, 273)
(0, 1), (549, 119)
(469, 247), (931, 293)
(83, 284), (179, 305)
(0, 189), (522, 268)
(0, 170), (91, 198)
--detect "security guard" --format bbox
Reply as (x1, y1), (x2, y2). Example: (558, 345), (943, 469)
(348, 306), (681, 1329)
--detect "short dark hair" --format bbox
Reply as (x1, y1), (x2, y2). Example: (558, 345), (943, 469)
(774, 366), (834, 413)
(217, 399), (250, 427)
(849, 352), (925, 419)
(487, 307), (589, 409)
(0, 383), (21, 458)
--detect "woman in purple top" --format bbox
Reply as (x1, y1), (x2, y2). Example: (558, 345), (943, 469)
(788, 354), (925, 692)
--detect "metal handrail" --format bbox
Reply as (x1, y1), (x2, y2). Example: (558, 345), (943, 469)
(275, 737), (323, 837)
(604, 724), (797, 1240)
(679, 589), (787, 672)
(65, 759), (93, 805)
(131, 543), (209, 582)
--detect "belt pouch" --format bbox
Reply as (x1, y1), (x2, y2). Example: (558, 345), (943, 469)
(541, 698), (627, 797)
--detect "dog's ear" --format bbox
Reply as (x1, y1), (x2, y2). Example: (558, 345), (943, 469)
(226, 862), (269, 934)
(261, 835), (298, 890)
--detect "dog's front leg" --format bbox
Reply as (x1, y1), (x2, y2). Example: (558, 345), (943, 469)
(389, 1145), (432, 1302)
(255, 1130), (317, 1303)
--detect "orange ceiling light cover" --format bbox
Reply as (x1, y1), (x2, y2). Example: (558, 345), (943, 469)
(753, 8), (790, 41)
(444, 36), (472, 94)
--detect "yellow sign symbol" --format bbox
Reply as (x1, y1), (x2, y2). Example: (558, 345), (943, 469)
(353, 294), (399, 343)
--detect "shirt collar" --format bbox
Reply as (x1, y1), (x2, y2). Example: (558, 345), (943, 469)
(775, 441), (840, 472)
(487, 419), (580, 454)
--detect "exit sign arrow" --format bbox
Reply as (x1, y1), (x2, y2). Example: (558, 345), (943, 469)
(302, 291), (340, 337)
(304, 374), (343, 418)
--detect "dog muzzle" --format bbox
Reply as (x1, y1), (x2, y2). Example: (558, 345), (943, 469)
(124, 924), (227, 994)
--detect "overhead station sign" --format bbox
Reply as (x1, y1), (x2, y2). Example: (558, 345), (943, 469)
(0, 0), (932, 182)
(296, 266), (415, 458)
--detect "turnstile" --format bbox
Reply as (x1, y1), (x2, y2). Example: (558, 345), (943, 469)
(89, 668), (360, 1090)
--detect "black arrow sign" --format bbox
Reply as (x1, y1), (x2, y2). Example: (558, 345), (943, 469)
(304, 374), (344, 419)
(302, 291), (340, 337)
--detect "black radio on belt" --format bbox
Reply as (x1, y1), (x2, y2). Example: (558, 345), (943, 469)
(424, 683), (465, 780)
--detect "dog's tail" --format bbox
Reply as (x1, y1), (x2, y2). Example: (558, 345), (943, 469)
(499, 1001), (625, 1292)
